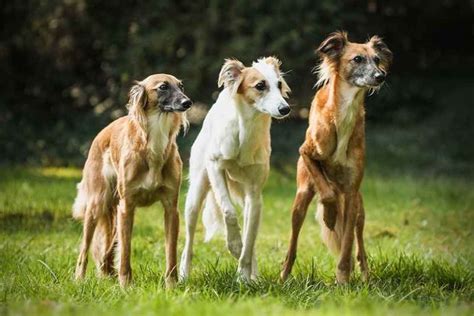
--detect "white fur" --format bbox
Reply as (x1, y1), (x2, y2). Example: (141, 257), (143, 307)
(315, 199), (344, 256)
(72, 182), (87, 219)
(251, 59), (289, 118)
(315, 59), (332, 88)
(179, 59), (288, 281)
(332, 81), (362, 165)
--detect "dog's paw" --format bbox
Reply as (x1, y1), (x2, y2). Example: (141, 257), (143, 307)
(165, 275), (178, 289)
(74, 265), (86, 281)
(336, 268), (350, 285)
(119, 271), (132, 288)
(236, 267), (251, 283)
(319, 185), (336, 204)
(179, 253), (191, 281)
(226, 238), (243, 259)
(360, 266), (369, 283)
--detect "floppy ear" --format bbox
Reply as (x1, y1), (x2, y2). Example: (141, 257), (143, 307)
(127, 82), (148, 133)
(317, 31), (348, 59)
(369, 35), (393, 69)
(264, 56), (291, 98)
(218, 59), (245, 95)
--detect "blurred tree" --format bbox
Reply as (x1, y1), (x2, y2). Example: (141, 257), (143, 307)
(0, 0), (473, 165)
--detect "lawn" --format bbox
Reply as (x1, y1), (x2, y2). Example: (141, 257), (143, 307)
(0, 160), (472, 316)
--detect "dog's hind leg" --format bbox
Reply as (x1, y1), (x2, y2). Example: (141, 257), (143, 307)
(92, 209), (117, 277)
(75, 207), (98, 280)
(336, 191), (357, 284)
(179, 171), (209, 281)
(280, 160), (315, 282)
(355, 192), (369, 282)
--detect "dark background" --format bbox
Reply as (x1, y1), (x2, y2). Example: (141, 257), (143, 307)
(1, 0), (473, 176)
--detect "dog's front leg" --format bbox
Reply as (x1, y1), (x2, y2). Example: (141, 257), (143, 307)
(117, 199), (135, 288)
(299, 143), (335, 204)
(161, 195), (179, 288)
(238, 188), (262, 282)
(243, 195), (259, 280)
(206, 161), (242, 259)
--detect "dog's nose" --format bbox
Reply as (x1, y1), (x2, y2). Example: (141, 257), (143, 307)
(181, 99), (192, 109)
(374, 72), (386, 83)
(278, 104), (291, 116)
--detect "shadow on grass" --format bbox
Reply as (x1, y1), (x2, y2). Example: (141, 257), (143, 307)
(173, 254), (472, 308)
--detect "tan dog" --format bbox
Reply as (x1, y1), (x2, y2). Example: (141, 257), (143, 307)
(73, 74), (192, 288)
(281, 32), (392, 284)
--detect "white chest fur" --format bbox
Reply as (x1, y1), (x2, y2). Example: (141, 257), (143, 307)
(332, 84), (362, 165)
(147, 113), (174, 160)
(141, 113), (176, 190)
(236, 111), (271, 166)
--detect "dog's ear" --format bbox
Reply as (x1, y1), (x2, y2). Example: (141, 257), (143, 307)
(317, 31), (348, 59)
(263, 56), (291, 98)
(127, 81), (148, 133)
(218, 59), (245, 95)
(369, 35), (393, 69)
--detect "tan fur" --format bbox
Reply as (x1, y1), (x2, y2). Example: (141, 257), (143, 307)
(281, 32), (392, 284)
(73, 74), (189, 288)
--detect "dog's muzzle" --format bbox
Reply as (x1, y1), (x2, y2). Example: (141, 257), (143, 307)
(278, 104), (291, 116)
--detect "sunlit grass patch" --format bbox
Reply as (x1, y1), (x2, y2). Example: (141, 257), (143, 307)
(0, 166), (473, 315)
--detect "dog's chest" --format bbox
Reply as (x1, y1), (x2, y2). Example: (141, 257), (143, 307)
(331, 93), (360, 165)
(136, 115), (175, 204)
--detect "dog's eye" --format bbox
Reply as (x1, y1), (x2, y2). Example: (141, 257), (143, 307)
(373, 56), (381, 65)
(353, 56), (364, 63)
(278, 81), (282, 90)
(255, 81), (266, 91)
(159, 83), (169, 91)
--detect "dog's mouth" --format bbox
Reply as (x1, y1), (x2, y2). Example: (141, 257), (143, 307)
(161, 104), (190, 112)
(353, 77), (385, 89)
(258, 108), (290, 119)
(272, 113), (290, 119)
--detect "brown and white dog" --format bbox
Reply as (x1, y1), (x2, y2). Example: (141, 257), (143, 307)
(73, 74), (192, 288)
(179, 57), (291, 282)
(281, 32), (392, 284)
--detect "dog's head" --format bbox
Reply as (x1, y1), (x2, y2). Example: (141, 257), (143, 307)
(317, 31), (393, 89)
(127, 74), (192, 131)
(217, 57), (291, 119)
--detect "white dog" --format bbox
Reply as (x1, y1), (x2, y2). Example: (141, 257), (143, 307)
(179, 57), (291, 281)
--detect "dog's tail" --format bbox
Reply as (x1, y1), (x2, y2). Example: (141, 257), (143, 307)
(202, 192), (224, 242)
(315, 198), (344, 256)
(72, 181), (87, 220)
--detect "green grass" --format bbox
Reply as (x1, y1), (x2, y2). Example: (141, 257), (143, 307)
(0, 166), (473, 316)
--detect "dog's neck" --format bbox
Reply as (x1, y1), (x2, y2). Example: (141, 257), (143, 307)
(145, 112), (181, 160)
(327, 75), (365, 119)
(326, 75), (366, 164)
(233, 96), (272, 165)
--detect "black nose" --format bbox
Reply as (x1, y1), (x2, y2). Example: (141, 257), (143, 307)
(278, 104), (291, 116)
(374, 72), (386, 83)
(181, 99), (192, 109)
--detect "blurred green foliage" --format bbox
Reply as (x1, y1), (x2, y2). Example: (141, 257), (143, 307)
(0, 0), (473, 165)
